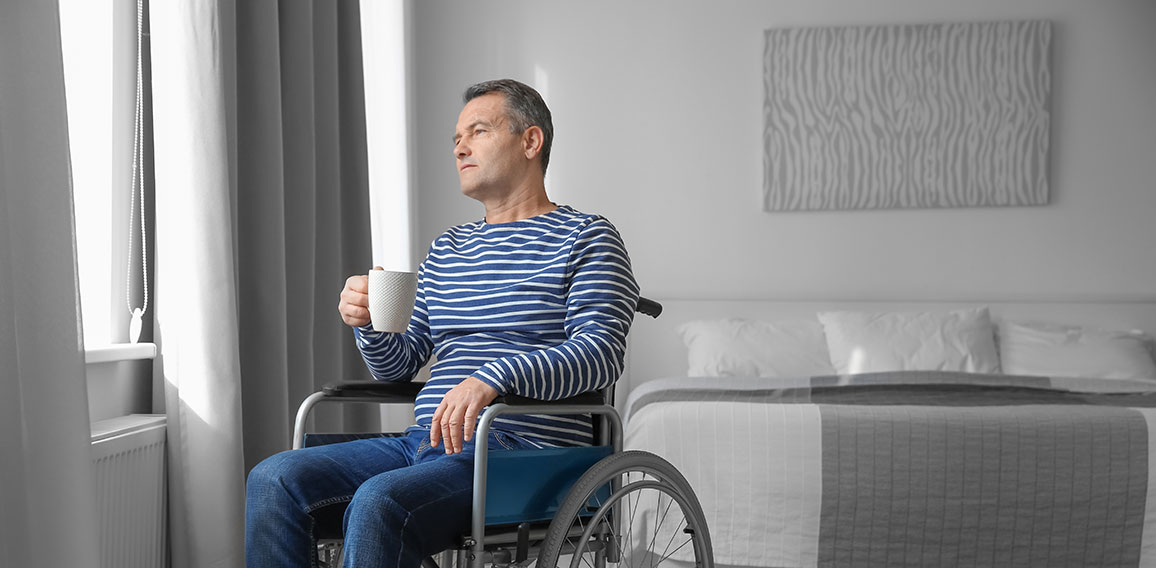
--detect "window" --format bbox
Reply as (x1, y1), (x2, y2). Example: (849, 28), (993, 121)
(59, 0), (152, 348)
(361, 0), (414, 271)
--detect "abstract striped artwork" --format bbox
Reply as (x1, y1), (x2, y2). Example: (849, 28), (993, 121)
(763, 21), (1051, 211)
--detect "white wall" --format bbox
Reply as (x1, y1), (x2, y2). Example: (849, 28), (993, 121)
(411, 0), (1156, 302)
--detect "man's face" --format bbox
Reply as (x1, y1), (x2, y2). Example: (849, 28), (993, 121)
(453, 93), (527, 200)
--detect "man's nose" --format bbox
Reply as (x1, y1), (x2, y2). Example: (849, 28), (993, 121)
(454, 139), (469, 159)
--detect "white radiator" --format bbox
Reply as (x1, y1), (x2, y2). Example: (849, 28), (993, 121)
(91, 414), (167, 568)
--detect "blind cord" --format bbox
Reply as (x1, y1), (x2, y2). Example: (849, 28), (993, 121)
(127, 0), (148, 343)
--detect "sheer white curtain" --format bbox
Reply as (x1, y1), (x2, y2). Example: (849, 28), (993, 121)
(150, 0), (247, 565)
(0, 1), (102, 566)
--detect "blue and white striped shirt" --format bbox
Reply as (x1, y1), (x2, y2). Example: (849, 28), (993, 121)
(354, 205), (639, 447)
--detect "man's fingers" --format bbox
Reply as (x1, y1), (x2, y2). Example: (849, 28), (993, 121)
(443, 419), (457, 454)
(463, 405), (481, 442)
(345, 274), (370, 295)
(448, 415), (464, 454)
(342, 287), (369, 308)
(340, 305), (369, 323)
(338, 275), (372, 327)
(430, 379), (498, 453)
(430, 404), (445, 447)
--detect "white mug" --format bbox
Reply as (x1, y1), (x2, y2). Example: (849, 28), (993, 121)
(368, 268), (417, 333)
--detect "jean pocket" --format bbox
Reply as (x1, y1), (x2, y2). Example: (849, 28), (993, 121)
(414, 433), (431, 457)
(492, 431), (537, 451)
(491, 432), (517, 451)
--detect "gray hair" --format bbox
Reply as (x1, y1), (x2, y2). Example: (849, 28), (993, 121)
(463, 79), (554, 175)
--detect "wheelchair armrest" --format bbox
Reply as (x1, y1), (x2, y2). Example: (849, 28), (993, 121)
(293, 381), (423, 449)
(321, 380), (423, 402)
(319, 381), (604, 406)
(296, 383), (611, 450)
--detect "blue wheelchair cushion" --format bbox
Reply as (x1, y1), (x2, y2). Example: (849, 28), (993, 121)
(484, 445), (613, 525)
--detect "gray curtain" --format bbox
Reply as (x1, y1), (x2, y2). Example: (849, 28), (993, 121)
(234, 0), (379, 472)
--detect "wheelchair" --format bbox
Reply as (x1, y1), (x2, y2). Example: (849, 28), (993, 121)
(291, 297), (713, 568)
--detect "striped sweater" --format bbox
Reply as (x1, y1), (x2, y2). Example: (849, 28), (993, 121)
(354, 205), (639, 447)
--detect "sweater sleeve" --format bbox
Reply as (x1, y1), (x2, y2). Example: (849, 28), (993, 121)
(470, 217), (640, 399)
(353, 262), (435, 382)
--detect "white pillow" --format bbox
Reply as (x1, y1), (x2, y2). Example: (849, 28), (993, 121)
(817, 307), (1000, 374)
(999, 321), (1156, 380)
(675, 318), (836, 378)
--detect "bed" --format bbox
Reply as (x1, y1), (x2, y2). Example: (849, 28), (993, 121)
(619, 299), (1156, 567)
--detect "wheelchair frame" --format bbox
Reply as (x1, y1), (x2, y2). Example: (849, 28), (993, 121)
(289, 297), (712, 568)
(292, 384), (623, 568)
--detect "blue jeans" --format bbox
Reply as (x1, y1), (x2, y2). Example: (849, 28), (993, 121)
(245, 426), (535, 568)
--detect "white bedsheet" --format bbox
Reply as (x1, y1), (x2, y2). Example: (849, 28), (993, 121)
(625, 395), (823, 566)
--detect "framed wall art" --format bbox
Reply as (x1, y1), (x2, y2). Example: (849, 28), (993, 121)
(763, 20), (1051, 212)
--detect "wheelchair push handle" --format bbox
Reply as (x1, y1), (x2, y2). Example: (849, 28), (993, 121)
(637, 296), (662, 318)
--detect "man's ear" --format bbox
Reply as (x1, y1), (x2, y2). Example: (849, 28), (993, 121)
(522, 126), (545, 161)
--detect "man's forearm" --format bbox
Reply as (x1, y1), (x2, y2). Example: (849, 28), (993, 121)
(355, 325), (433, 382)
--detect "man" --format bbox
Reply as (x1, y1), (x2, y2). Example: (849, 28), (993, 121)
(245, 79), (639, 567)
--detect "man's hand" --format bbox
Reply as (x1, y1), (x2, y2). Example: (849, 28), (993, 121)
(430, 377), (500, 454)
(338, 267), (380, 327)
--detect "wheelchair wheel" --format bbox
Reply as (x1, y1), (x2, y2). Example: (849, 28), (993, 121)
(536, 450), (712, 568)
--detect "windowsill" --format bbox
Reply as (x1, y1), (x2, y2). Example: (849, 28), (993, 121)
(85, 342), (157, 364)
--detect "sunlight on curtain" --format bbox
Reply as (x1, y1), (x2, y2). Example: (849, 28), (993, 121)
(150, 0), (246, 565)
(361, 0), (413, 273)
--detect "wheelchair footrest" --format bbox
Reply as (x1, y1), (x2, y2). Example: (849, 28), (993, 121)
(484, 445), (613, 525)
